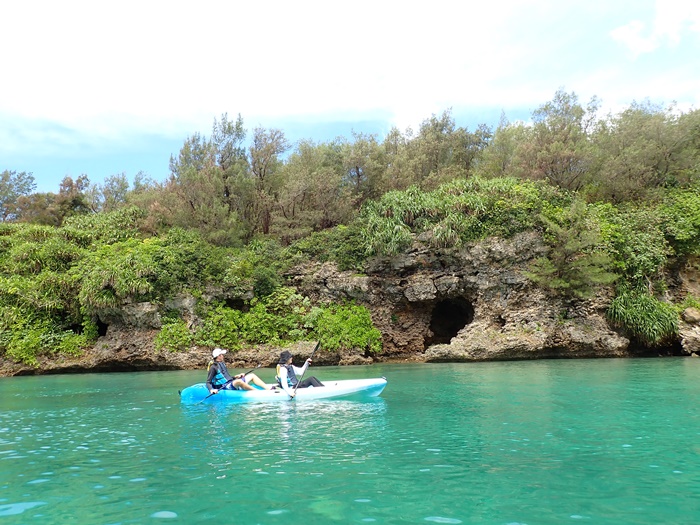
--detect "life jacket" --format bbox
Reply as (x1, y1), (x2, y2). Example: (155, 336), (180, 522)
(276, 364), (298, 387)
(209, 361), (230, 389)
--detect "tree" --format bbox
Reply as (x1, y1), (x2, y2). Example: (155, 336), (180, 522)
(405, 110), (462, 189)
(165, 116), (249, 245)
(249, 127), (289, 235)
(525, 200), (618, 299)
(212, 113), (247, 171)
(12, 192), (58, 225)
(451, 123), (492, 174)
(517, 89), (598, 191)
(474, 113), (529, 178)
(413, 110), (458, 182)
(169, 132), (214, 179)
(211, 113), (249, 218)
(13, 175), (91, 226)
(86, 172), (130, 213)
(272, 141), (353, 243)
(166, 161), (244, 246)
(56, 175), (92, 219)
(589, 102), (699, 202)
(381, 126), (412, 193)
(339, 132), (386, 204)
(0, 170), (36, 221)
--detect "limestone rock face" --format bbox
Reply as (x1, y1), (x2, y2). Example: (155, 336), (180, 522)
(95, 302), (161, 330)
(682, 307), (700, 324)
(289, 232), (634, 361)
(680, 307), (700, 355)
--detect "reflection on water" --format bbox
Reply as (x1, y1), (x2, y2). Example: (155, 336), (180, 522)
(2, 360), (700, 524)
(179, 398), (388, 483)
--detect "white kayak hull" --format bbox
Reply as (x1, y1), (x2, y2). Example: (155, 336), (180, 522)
(179, 377), (387, 404)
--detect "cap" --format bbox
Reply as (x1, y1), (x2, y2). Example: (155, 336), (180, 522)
(212, 348), (227, 358)
(278, 350), (293, 364)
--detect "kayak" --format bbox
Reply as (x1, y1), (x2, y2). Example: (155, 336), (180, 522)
(179, 377), (388, 404)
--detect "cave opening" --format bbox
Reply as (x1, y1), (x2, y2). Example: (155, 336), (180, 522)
(225, 298), (248, 312)
(425, 298), (475, 347)
(96, 318), (108, 337)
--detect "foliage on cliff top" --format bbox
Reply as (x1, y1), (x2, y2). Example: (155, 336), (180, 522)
(358, 176), (572, 256)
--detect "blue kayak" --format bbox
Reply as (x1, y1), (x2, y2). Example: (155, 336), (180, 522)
(179, 377), (387, 404)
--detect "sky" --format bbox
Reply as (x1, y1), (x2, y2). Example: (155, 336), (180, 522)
(1, 1), (699, 193)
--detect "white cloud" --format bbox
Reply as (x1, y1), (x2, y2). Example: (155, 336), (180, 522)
(610, 20), (660, 56)
(1, 0), (543, 135)
(1, 0), (698, 168)
(611, 0), (700, 57)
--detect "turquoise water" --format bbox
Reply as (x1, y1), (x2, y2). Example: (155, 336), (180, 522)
(1, 359), (700, 524)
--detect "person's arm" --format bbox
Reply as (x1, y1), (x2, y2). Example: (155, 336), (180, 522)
(293, 362), (309, 377)
(205, 364), (218, 393)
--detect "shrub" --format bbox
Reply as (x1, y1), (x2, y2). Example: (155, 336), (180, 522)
(593, 204), (670, 285)
(75, 239), (157, 311)
(4, 326), (44, 366)
(525, 200), (618, 298)
(213, 288), (306, 345)
(608, 288), (678, 345)
(287, 224), (368, 271)
(0, 315), (91, 366)
(252, 266), (281, 297)
(358, 177), (571, 256)
(155, 319), (194, 352)
(61, 206), (146, 246)
(193, 306), (244, 350)
(182, 289), (382, 354)
(677, 294), (700, 312)
(660, 186), (700, 256)
(307, 303), (382, 353)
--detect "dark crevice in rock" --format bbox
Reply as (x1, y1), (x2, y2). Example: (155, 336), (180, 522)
(630, 339), (685, 357)
(425, 298), (475, 348)
(225, 298), (247, 311)
(96, 319), (108, 337)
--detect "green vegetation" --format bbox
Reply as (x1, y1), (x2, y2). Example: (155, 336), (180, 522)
(525, 201), (618, 299)
(0, 211), (381, 364)
(608, 287), (679, 346)
(2, 89), (700, 364)
(359, 177), (570, 255)
(155, 288), (382, 355)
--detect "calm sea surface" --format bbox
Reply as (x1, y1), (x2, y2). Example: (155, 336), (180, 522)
(1, 359), (700, 524)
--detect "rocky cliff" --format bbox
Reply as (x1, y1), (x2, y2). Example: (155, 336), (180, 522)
(289, 232), (645, 361)
(310, 233), (700, 362)
(2, 233), (699, 376)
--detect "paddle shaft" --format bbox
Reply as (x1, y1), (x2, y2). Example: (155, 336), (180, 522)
(292, 341), (321, 397)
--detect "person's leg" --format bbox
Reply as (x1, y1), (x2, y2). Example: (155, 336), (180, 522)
(219, 379), (249, 391)
(245, 373), (274, 390)
(298, 376), (324, 388)
(233, 378), (255, 391)
(308, 376), (324, 387)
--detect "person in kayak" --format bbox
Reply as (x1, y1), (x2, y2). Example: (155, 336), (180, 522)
(206, 348), (277, 394)
(276, 350), (324, 398)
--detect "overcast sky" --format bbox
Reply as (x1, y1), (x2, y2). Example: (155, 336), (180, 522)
(2, 0), (699, 192)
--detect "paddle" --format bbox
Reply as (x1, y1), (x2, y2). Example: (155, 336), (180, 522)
(291, 341), (321, 398)
(197, 364), (262, 404)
